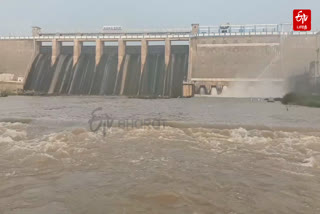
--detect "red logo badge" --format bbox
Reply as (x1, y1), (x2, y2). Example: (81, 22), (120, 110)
(293, 9), (311, 31)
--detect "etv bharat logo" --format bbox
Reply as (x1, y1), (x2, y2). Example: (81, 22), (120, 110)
(293, 9), (311, 31)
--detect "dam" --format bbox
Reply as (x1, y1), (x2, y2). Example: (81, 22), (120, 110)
(0, 24), (319, 97)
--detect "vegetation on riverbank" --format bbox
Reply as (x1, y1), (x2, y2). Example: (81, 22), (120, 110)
(282, 93), (320, 108)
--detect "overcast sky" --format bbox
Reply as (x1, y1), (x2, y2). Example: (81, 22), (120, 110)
(0, 0), (319, 35)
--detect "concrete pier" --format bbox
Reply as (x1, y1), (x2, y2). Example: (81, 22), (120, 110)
(187, 24), (199, 81)
(51, 39), (62, 65)
(187, 38), (196, 81)
(118, 39), (126, 73)
(34, 41), (41, 56)
(120, 56), (130, 95)
(95, 39), (104, 65)
(138, 39), (148, 95)
(73, 39), (82, 66)
(165, 38), (171, 70)
(114, 39), (126, 95)
(141, 39), (148, 73)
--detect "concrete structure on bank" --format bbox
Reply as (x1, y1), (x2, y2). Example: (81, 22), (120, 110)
(189, 34), (320, 93)
(0, 81), (23, 93)
(0, 24), (319, 95)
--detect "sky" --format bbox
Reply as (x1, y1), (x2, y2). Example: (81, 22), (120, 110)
(0, 0), (319, 35)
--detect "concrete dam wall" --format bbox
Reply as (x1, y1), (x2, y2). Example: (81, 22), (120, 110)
(189, 35), (318, 80)
(188, 34), (319, 96)
(0, 40), (35, 77)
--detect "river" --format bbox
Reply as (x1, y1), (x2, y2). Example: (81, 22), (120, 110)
(0, 96), (319, 214)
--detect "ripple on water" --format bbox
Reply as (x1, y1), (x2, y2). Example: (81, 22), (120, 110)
(1, 122), (320, 213)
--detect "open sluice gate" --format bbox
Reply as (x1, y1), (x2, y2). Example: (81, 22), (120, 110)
(24, 44), (189, 98)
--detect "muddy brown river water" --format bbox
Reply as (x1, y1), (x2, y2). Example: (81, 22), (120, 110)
(0, 96), (320, 214)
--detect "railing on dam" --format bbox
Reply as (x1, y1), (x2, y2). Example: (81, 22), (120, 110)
(0, 34), (191, 41)
(199, 24), (292, 34)
(1, 32), (318, 41)
(198, 23), (318, 36)
(0, 24), (318, 41)
(195, 31), (318, 37)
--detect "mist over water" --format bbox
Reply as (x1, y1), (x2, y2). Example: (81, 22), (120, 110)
(212, 81), (287, 98)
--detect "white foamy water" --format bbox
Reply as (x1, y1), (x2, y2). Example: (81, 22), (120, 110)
(0, 96), (320, 213)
